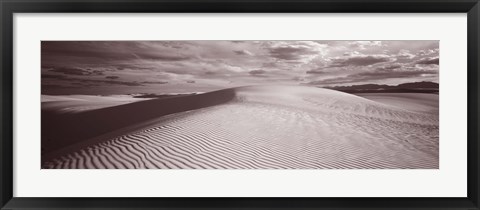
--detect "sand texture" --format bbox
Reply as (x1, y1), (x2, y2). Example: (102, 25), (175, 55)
(42, 86), (439, 169)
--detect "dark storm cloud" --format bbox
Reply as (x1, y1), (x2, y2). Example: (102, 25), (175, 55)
(329, 55), (392, 67)
(416, 57), (439, 65)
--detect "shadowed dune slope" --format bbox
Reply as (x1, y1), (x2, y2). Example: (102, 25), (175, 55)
(42, 89), (236, 155)
(42, 95), (152, 113)
(42, 85), (439, 169)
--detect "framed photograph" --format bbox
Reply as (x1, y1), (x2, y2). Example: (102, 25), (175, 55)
(1, 0), (479, 209)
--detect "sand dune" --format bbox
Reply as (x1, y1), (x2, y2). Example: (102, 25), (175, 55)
(41, 95), (153, 113)
(355, 93), (439, 114)
(42, 85), (439, 169)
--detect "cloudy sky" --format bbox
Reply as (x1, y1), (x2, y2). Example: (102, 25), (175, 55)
(41, 41), (439, 95)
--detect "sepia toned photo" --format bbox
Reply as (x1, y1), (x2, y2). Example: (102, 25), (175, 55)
(41, 41), (439, 169)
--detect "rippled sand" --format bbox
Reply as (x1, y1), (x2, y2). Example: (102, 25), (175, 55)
(42, 85), (438, 169)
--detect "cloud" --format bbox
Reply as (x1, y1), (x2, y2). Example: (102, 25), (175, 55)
(103, 80), (143, 86)
(328, 54), (393, 67)
(269, 46), (309, 60)
(249, 70), (267, 75)
(343, 51), (360, 56)
(43, 42), (144, 62)
(113, 64), (153, 71)
(41, 41), (440, 93)
(164, 69), (196, 75)
(49, 67), (105, 76)
(416, 57), (439, 65)
(42, 74), (66, 79)
(396, 49), (416, 60)
(292, 76), (305, 81)
(417, 49), (439, 56)
(41, 41), (192, 71)
(233, 50), (253, 56)
(132, 52), (190, 61)
(308, 69), (437, 86)
(205, 71), (217, 75)
(105, 76), (120, 79)
(142, 81), (168, 84)
(261, 62), (279, 68)
(91, 70), (104, 76)
(44, 76), (143, 87)
(50, 67), (91, 75)
(266, 41), (325, 61)
(348, 41), (382, 50)
(306, 70), (325, 74)
(377, 64), (402, 70)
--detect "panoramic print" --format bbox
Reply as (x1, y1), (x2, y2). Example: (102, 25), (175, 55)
(41, 41), (439, 169)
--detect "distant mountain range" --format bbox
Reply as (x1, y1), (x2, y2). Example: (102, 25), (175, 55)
(324, 81), (439, 94)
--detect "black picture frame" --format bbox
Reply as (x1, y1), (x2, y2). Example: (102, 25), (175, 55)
(1, 0), (479, 209)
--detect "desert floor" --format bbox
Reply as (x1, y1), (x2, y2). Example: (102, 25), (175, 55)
(41, 85), (439, 169)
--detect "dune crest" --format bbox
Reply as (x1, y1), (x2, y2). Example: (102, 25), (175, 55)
(42, 85), (439, 169)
